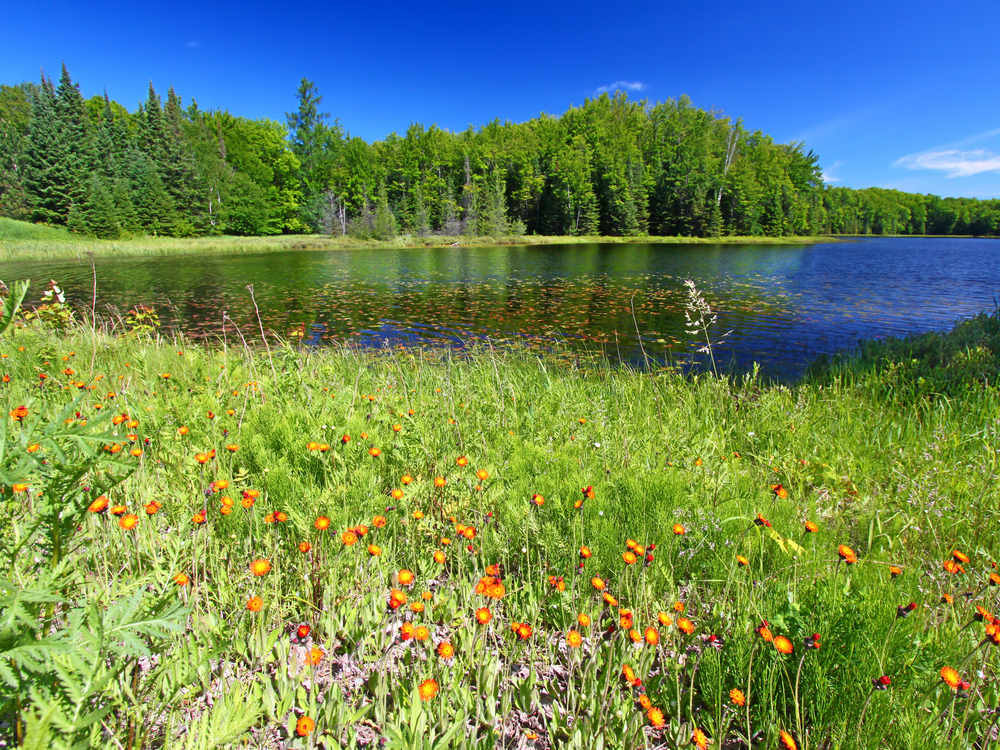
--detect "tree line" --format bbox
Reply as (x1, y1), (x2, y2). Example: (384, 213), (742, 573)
(0, 67), (997, 240)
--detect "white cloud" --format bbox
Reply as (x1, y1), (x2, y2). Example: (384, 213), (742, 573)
(820, 161), (845, 183)
(595, 80), (646, 94)
(894, 148), (1000, 178)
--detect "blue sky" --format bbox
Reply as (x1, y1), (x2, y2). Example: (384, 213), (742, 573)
(3, 0), (998, 198)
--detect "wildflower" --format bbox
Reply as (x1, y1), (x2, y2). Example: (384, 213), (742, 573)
(391, 488), (404, 500)
(603, 592), (619, 608)
(657, 612), (673, 627)
(295, 716), (315, 736)
(410, 602), (424, 613)
(779, 730), (797, 750)
(299, 541), (312, 553)
(111, 504), (127, 516)
(264, 513), (276, 524)
(941, 593), (954, 604)
(413, 510), (424, 520)
(392, 424), (402, 432)
(803, 633), (821, 650)
(178, 426), (189, 435)
(673, 523), (685, 535)
(307, 441), (320, 451)
(414, 625), (430, 641)
(756, 622), (774, 642)
(897, 602), (918, 619)
(174, 573), (190, 586)
(516, 623), (533, 640)
(401, 474), (413, 484)
(694, 458), (703, 467)
(730, 688), (746, 706)
(673, 602), (685, 612)
(456, 455), (468, 466)
(26, 443), (40, 453)
(774, 636), (794, 654)
(580, 546), (593, 559)
(250, 558), (272, 576)
(692, 728), (709, 749)
(771, 484), (788, 499)
(622, 551), (638, 565)
(315, 516), (331, 530)
(837, 544), (857, 564)
(644, 627), (660, 645)
(433, 550), (446, 564)
(591, 577), (605, 590)
(873, 675), (891, 690)
(434, 476), (446, 487)
(422, 591), (433, 601)
(342, 531), (359, 546)
(10, 405), (28, 421)
(373, 514), (387, 528)
(247, 596), (263, 612)
(578, 613), (592, 627)
(194, 452), (210, 464)
(418, 678), (439, 701)
(389, 589), (407, 609)
(475, 607), (492, 625)
(646, 706), (665, 728)
(890, 566), (902, 578)
(341, 434), (350, 444)
(398, 569), (415, 586)
(944, 559), (965, 574)
(567, 630), (583, 647)
(89, 496), (109, 514)
(737, 555), (750, 567)
(941, 666), (961, 689)
(991, 573), (1000, 587)
(206, 411), (214, 419)
(119, 514), (139, 530)
(438, 642), (455, 660)
(619, 611), (634, 629)
(226, 444), (239, 452)
(368, 446), (381, 458)
(953, 550), (970, 564)
(477, 469), (489, 480)
(754, 513), (771, 528)
(805, 520), (818, 533)
(678, 617), (695, 635)
(622, 664), (638, 685)
(11, 483), (28, 493)
(582, 486), (595, 499)
(629, 628), (642, 643)
(296, 624), (311, 640)
(531, 493), (544, 506)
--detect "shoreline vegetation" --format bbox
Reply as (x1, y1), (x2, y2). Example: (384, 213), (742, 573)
(0, 217), (840, 261)
(1, 287), (999, 747)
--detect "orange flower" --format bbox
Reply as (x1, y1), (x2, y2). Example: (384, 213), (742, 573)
(26, 443), (40, 453)
(11, 483), (29, 493)
(250, 558), (271, 576)
(944, 559), (965, 574)
(437, 642), (455, 660)
(673, 523), (686, 535)
(413, 510), (424, 520)
(603, 592), (619, 608)
(779, 730), (797, 750)
(578, 613), (591, 627)
(638, 694), (652, 710)
(119, 514), (139, 530)
(308, 647), (324, 665)
(837, 544), (857, 564)
(226, 444), (239, 452)
(567, 630), (583, 647)
(194, 452), (210, 464)
(516, 623), (533, 640)
(246, 596), (263, 612)
(391, 488), (404, 500)
(622, 551), (637, 565)
(401, 474), (413, 484)
(677, 617), (695, 635)
(673, 601), (685, 612)
(730, 688), (746, 706)
(953, 550), (971, 564)
(10, 405), (28, 421)
(409, 602), (424, 613)
(644, 627), (660, 645)
(774, 636), (794, 654)
(531, 493), (544, 506)
(275, 511), (288, 523)
(941, 666), (961, 689)
(368, 447), (381, 458)
(737, 555), (750, 567)
(299, 541), (312, 553)
(389, 589), (407, 608)
(804, 520), (818, 533)
(174, 573), (190, 586)
(418, 678), (439, 701)
(392, 423), (402, 432)
(475, 607), (492, 625)
(591, 577), (605, 590)
(890, 566), (903, 578)
(342, 530), (359, 546)
(476, 469), (489, 481)
(657, 611), (673, 627)
(771, 483), (788, 499)
(89, 496), (109, 513)
(646, 706), (665, 728)
(456, 456), (468, 466)
(295, 716), (315, 736)
(368, 544), (381, 556)
(398, 569), (415, 586)
(315, 516), (331, 530)
(414, 625), (430, 641)
(580, 546), (593, 559)
(111, 504), (127, 516)
(692, 728), (709, 750)
(757, 622), (774, 642)
(373, 514), (387, 528)
(434, 476), (446, 487)
(433, 550), (446, 564)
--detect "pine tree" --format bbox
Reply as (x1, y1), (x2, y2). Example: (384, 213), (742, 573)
(23, 74), (64, 223)
(80, 175), (120, 238)
(128, 153), (175, 235)
(162, 86), (206, 232)
(53, 63), (95, 218)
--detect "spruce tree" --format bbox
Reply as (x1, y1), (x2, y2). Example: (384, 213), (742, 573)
(23, 75), (64, 223)
(80, 175), (120, 238)
(54, 63), (95, 218)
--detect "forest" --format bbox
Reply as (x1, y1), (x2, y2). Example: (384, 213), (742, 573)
(0, 65), (997, 240)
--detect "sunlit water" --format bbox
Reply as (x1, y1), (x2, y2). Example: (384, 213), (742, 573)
(1, 237), (996, 378)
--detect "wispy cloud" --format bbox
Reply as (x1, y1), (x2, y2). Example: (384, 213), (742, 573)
(820, 161), (845, 183)
(895, 128), (1000, 177)
(594, 80), (646, 94)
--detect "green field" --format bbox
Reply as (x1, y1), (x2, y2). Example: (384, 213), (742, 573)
(1, 297), (998, 749)
(0, 217), (838, 262)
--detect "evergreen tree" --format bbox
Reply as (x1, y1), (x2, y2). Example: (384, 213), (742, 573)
(53, 63), (95, 218)
(23, 74), (64, 223)
(80, 175), (120, 238)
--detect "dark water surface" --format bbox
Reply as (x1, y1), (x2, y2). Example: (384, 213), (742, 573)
(1, 237), (996, 378)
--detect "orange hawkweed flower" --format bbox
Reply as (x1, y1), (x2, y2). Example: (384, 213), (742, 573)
(644, 627), (660, 645)
(730, 688), (746, 706)
(602, 592), (619, 608)
(250, 558), (271, 576)
(779, 730), (797, 750)
(401, 474), (413, 484)
(89, 496), (109, 513)
(119, 514), (139, 530)
(174, 573), (190, 586)
(11, 483), (28, 493)
(771, 483), (788, 499)
(177, 426), (189, 435)
(646, 706), (665, 728)
(434, 476), (446, 487)
(622, 551), (638, 565)
(9, 405), (28, 421)
(389, 589), (407, 608)
(673, 601), (685, 612)
(530, 493), (544, 506)
(437, 642), (455, 660)
(953, 550), (970, 564)
(475, 607), (492, 625)
(737, 555), (750, 567)
(516, 623), (533, 640)
(567, 630), (583, 647)
(342, 530), (359, 546)
(226, 444), (239, 452)
(591, 577), (606, 590)
(677, 617), (695, 635)
(692, 728), (709, 750)
(368, 544), (381, 556)
(299, 541), (312, 553)
(944, 559), (965, 574)
(476, 469), (489, 481)
(247, 596), (263, 612)
(805, 520), (818, 533)
(580, 546), (593, 559)
(757, 622), (774, 642)
(673, 523), (686, 535)
(295, 716), (315, 736)
(111, 504), (127, 516)
(433, 550), (446, 564)
(890, 566), (903, 578)
(941, 666), (961, 689)
(391, 488), (404, 500)
(418, 679), (439, 701)
(414, 625), (430, 641)
(373, 514), (387, 528)
(638, 694), (652, 710)
(578, 613), (592, 627)
(837, 545), (857, 564)
(456, 456), (468, 466)
(315, 516), (331, 530)
(774, 636), (794, 654)
(657, 611), (673, 627)
(398, 569), (415, 586)
(368, 447), (381, 458)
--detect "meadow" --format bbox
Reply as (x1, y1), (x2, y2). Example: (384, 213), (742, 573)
(1, 285), (999, 750)
(0, 217), (836, 262)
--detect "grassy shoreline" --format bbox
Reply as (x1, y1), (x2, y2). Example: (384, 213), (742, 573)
(0, 217), (839, 261)
(1, 314), (998, 748)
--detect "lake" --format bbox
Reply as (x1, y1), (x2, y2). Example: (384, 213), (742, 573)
(1, 237), (996, 378)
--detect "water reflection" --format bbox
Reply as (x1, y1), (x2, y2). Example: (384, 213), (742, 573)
(0, 238), (996, 378)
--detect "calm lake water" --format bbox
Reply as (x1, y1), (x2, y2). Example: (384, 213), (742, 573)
(1, 237), (996, 378)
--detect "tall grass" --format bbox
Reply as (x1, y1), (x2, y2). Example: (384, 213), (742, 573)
(0, 316), (997, 749)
